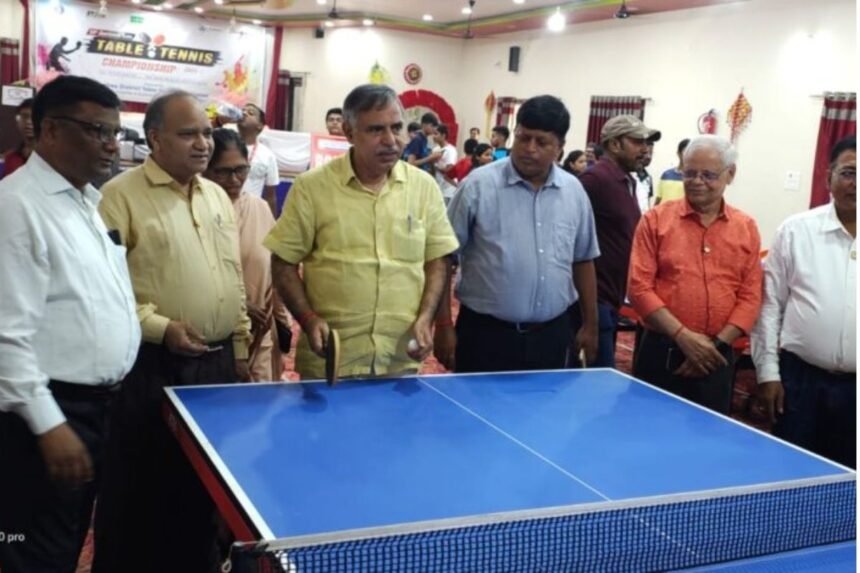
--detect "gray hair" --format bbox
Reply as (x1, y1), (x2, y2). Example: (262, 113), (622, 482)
(143, 90), (195, 148)
(342, 84), (402, 128)
(683, 135), (738, 168)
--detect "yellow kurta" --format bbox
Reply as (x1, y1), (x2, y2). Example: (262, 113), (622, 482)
(99, 157), (252, 359)
(264, 153), (458, 379)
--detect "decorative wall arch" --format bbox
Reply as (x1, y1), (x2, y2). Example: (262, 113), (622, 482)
(399, 89), (459, 144)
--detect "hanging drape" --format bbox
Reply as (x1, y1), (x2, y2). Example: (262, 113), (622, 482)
(585, 96), (646, 145)
(270, 70), (290, 130)
(0, 38), (21, 84)
(809, 92), (856, 208)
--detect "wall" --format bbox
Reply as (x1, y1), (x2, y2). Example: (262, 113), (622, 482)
(450, 0), (856, 243)
(0, 0), (23, 40)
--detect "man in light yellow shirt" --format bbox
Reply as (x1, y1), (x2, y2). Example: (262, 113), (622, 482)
(92, 91), (251, 573)
(265, 84), (459, 379)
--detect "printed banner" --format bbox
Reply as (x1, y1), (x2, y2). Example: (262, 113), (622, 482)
(309, 133), (350, 168)
(32, 0), (269, 106)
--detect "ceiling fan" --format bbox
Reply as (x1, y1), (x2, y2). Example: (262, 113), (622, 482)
(615, 0), (635, 19)
(327, 0), (344, 20)
(463, 0), (476, 39)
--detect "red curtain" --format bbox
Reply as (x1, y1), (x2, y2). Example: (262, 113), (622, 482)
(809, 92), (856, 208)
(264, 26), (283, 128)
(0, 38), (20, 84)
(585, 96), (645, 145)
(20, 0), (29, 80)
(270, 70), (290, 130)
(495, 97), (519, 131)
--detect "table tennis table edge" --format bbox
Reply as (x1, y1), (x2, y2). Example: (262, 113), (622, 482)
(163, 387), (276, 542)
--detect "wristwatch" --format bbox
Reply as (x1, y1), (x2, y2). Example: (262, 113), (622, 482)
(712, 337), (731, 354)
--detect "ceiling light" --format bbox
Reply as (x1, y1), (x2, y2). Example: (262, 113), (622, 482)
(131, 0), (142, 4)
(152, 5), (162, 10)
(547, 7), (565, 31)
(214, 0), (224, 4)
(193, 6), (203, 12)
(422, 14), (433, 21)
(513, 0), (525, 4)
(252, 18), (262, 24)
(323, 20), (334, 27)
(462, 6), (472, 14)
(162, 2), (173, 8)
(98, 0), (107, 15)
(316, 0), (326, 4)
(362, 18), (374, 26)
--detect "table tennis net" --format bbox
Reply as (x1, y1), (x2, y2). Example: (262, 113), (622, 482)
(227, 474), (854, 573)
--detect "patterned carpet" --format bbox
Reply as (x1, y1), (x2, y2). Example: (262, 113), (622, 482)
(74, 315), (768, 573)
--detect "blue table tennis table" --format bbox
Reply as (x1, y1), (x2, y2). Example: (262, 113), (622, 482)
(164, 369), (856, 572)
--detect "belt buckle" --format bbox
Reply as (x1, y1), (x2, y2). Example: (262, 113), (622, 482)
(515, 322), (530, 334)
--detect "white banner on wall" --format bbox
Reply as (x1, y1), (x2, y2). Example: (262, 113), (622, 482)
(31, 0), (270, 106)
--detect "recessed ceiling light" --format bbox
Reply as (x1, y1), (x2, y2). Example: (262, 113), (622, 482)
(323, 20), (334, 27)
(462, 6), (472, 14)
(547, 7), (565, 31)
(513, 0), (525, 4)
(152, 5), (162, 10)
(316, 0), (326, 4)
(252, 18), (261, 24)
(162, 2), (173, 8)
(131, 0), (142, 4)
(193, 6), (203, 12)
(422, 14), (433, 21)
(214, 0), (224, 4)
(362, 18), (374, 26)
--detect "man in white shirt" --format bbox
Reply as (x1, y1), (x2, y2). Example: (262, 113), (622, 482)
(433, 123), (458, 203)
(752, 135), (856, 468)
(0, 76), (140, 572)
(237, 103), (280, 214)
(632, 141), (654, 212)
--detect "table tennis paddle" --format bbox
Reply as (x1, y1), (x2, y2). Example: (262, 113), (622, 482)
(325, 328), (341, 386)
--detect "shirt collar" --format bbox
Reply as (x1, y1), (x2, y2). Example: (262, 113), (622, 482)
(28, 151), (102, 204)
(598, 156), (635, 183)
(502, 157), (562, 190)
(820, 201), (851, 235)
(335, 150), (407, 189)
(143, 155), (204, 194)
(680, 197), (731, 221)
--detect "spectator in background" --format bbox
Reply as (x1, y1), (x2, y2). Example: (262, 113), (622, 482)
(433, 123), (459, 204)
(633, 141), (655, 212)
(562, 149), (587, 176)
(491, 125), (511, 160)
(578, 115), (660, 367)
(585, 141), (604, 168)
(655, 138), (690, 205)
(629, 135), (762, 415)
(469, 127), (480, 140)
(325, 107), (344, 136)
(752, 135), (856, 468)
(435, 95), (599, 373)
(448, 142), (494, 185)
(0, 75), (139, 573)
(237, 103), (280, 215)
(405, 112), (440, 173)
(448, 138), (479, 184)
(205, 129), (293, 382)
(401, 122), (421, 160)
(1, 98), (35, 179)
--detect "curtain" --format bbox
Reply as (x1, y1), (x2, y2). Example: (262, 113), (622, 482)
(0, 38), (20, 84)
(495, 97), (521, 134)
(809, 92), (856, 208)
(585, 96), (645, 145)
(264, 26), (283, 128)
(270, 70), (290, 130)
(20, 0), (29, 81)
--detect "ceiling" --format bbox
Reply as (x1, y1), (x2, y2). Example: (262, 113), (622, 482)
(116, 0), (747, 38)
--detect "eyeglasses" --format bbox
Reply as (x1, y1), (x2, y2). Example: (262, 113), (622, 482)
(834, 168), (856, 183)
(682, 167), (730, 182)
(210, 165), (250, 179)
(49, 116), (123, 144)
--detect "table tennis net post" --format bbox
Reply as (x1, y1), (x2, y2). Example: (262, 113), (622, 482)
(223, 474), (855, 573)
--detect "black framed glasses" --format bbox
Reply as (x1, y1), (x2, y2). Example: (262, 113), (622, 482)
(49, 116), (124, 144)
(210, 165), (250, 179)
(682, 166), (730, 182)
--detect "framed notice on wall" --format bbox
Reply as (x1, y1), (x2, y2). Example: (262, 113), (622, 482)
(310, 134), (350, 169)
(2, 85), (35, 106)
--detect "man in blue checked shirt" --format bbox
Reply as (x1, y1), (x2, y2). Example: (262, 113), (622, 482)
(433, 95), (600, 373)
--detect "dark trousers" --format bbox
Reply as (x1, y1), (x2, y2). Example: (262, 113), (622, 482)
(92, 342), (236, 573)
(0, 382), (114, 573)
(569, 301), (618, 368)
(773, 351), (856, 468)
(455, 305), (570, 373)
(633, 329), (735, 415)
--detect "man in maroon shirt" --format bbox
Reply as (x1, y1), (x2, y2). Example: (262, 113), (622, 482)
(1, 99), (35, 180)
(577, 115), (660, 366)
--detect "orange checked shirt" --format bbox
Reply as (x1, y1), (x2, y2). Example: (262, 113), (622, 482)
(628, 198), (763, 337)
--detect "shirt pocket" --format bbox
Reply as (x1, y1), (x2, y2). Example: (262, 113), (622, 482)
(390, 217), (426, 262)
(552, 222), (575, 268)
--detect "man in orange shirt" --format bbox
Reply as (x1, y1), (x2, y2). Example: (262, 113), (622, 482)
(628, 135), (762, 414)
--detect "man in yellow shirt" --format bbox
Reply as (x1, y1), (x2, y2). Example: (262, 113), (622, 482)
(265, 84), (459, 379)
(92, 91), (251, 573)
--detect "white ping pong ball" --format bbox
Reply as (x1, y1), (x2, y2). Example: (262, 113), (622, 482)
(407, 339), (419, 353)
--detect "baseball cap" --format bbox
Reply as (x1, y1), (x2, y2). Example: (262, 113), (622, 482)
(600, 115), (661, 143)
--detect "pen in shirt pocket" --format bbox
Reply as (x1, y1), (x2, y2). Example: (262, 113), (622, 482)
(407, 213), (413, 234)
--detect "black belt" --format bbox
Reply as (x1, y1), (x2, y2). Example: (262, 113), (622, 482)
(461, 305), (566, 334)
(49, 379), (120, 400)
